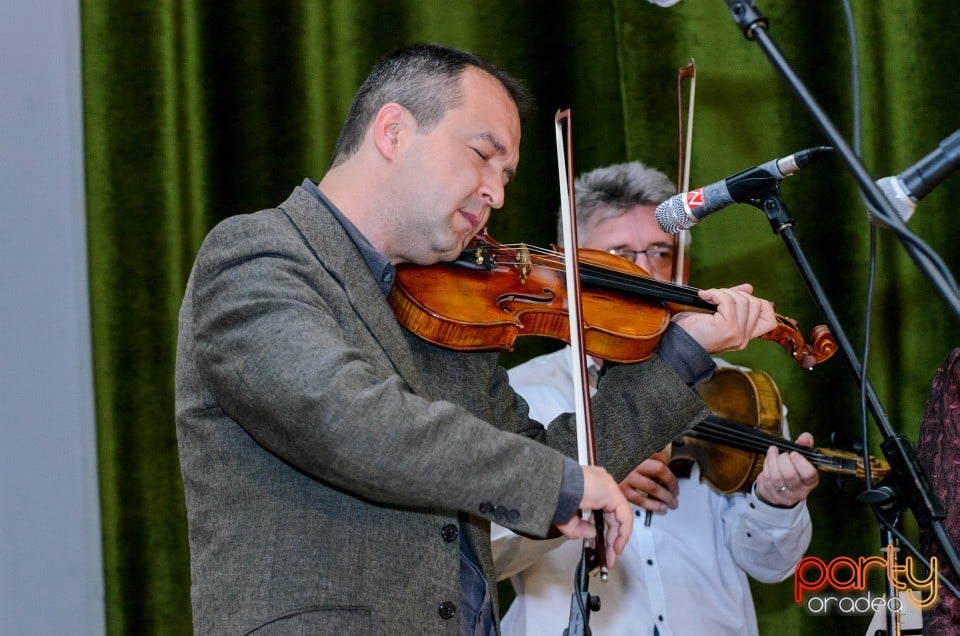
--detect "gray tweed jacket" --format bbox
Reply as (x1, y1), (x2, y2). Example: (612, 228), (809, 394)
(175, 185), (708, 635)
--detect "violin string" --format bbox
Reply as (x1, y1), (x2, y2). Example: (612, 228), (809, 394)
(694, 418), (821, 458)
(482, 246), (803, 342)
(695, 419), (820, 457)
(689, 431), (840, 472)
(486, 244), (708, 307)
(494, 243), (692, 294)
(491, 246), (798, 336)
(692, 418), (847, 471)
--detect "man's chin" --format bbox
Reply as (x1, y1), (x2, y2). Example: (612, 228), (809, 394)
(409, 244), (461, 266)
(438, 236), (473, 262)
(439, 245), (465, 263)
(412, 232), (472, 265)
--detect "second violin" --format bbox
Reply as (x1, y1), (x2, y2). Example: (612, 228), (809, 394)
(675, 367), (890, 494)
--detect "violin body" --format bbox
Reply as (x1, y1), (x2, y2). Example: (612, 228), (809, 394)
(390, 233), (671, 364)
(673, 367), (784, 493)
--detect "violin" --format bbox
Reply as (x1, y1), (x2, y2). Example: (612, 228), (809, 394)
(389, 232), (837, 369)
(672, 366), (890, 493)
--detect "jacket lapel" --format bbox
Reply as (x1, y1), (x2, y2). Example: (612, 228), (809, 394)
(277, 187), (434, 398)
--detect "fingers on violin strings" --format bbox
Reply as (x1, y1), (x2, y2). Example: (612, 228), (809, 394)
(763, 445), (788, 485)
(794, 431), (815, 448)
(790, 451), (820, 488)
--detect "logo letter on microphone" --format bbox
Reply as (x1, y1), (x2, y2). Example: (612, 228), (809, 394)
(684, 188), (705, 213)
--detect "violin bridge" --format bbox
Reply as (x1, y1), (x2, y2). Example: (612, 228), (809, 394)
(515, 243), (531, 284)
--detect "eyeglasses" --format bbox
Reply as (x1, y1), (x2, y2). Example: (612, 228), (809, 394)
(607, 246), (674, 270)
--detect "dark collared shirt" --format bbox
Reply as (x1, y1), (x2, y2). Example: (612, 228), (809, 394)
(301, 178), (396, 295)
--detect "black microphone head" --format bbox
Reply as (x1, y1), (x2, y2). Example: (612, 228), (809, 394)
(901, 129), (960, 202)
(794, 146), (834, 169)
(655, 196), (692, 234)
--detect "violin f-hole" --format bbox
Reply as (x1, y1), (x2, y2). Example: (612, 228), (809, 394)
(497, 289), (556, 311)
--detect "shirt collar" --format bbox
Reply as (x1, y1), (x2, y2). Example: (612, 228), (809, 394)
(300, 178), (396, 295)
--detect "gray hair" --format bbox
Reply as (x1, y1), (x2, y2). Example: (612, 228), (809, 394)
(557, 161), (688, 246)
(329, 43), (533, 168)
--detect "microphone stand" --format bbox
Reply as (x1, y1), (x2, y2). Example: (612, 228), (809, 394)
(564, 548), (600, 636)
(721, 0), (960, 320)
(741, 178), (960, 587)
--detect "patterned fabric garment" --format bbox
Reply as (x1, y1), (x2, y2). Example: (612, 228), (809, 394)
(917, 347), (960, 635)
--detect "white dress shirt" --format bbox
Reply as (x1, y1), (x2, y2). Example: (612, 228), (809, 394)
(492, 347), (812, 636)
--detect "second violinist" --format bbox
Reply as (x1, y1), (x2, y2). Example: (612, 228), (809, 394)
(492, 161), (820, 636)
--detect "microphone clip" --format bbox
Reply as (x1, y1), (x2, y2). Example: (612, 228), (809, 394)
(742, 181), (795, 235)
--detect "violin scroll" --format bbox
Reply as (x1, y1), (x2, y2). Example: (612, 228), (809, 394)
(809, 324), (838, 366)
(762, 315), (838, 370)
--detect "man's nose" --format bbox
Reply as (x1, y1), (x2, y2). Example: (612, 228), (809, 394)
(479, 173), (505, 210)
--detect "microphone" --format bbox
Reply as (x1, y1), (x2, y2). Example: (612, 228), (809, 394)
(655, 146), (833, 234)
(874, 129), (960, 223)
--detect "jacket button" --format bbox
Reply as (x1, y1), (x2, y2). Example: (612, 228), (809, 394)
(438, 601), (457, 620)
(506, 509), (520, 524)
(479, 501), (493, 515)
(441, 524), (459, 542)
(493, 505), (507, 520)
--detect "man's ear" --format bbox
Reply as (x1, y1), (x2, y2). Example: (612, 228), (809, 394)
(372, 103), (405, 159)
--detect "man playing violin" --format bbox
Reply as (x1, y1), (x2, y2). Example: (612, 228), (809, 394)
(175, 45), (778, 635)
(493, 161), (820, 636)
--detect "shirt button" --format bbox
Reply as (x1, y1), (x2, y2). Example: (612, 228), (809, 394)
(438, 601), (457, 620)
(441, 524), (458, 542)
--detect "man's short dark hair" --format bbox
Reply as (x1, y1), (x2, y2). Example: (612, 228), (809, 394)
(329, 43), (533, 168)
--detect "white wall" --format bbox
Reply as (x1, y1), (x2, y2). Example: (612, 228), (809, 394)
(0, 1), (105, 634)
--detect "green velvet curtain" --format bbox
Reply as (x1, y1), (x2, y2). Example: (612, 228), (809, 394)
(81, 1), (960, 634)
